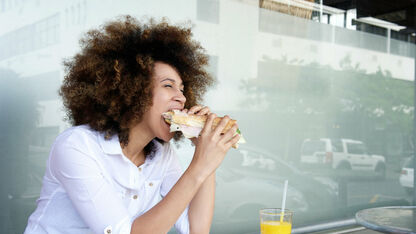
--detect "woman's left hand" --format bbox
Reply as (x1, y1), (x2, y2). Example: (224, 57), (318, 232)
(183, 105), (211, 146)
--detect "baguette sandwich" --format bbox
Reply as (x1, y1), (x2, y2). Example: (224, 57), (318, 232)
(162, 110), (246, 148)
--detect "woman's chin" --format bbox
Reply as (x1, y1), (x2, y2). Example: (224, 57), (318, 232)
(158, 132), (174, 142)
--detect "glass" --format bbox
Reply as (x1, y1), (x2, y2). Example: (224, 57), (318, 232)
(260, 208), (293, 234)
(0, 0), (415, 233)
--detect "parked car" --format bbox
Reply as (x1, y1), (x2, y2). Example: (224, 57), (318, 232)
(211, 168), (309, 233)
(399, 157), (414, 195)
(211, 145), (339, 233)
(300, 138), (386, 178)
(173, 143), (339, 233)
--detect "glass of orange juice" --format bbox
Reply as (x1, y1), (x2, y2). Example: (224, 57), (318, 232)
(260, 208), (293, 234)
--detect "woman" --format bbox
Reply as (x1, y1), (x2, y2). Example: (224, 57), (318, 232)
(24, 16), (240, 234)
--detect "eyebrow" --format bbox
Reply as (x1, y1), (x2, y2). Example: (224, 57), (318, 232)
(160, 78), (184, 87)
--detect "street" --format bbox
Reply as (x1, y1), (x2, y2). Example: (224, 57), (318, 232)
(347, 171), (411, 207)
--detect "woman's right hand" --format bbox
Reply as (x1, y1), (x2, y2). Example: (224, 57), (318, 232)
(189, 113), (240, 180)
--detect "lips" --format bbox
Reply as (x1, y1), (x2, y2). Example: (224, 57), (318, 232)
(161, 108), (183, 136)
(166, 108), (182, 113)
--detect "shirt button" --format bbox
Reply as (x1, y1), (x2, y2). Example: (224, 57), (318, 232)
(138, 167), (142, 172)
(149, 182), (153, 187)
(104, 226), (112, 234)
(133, 195), (138, 200)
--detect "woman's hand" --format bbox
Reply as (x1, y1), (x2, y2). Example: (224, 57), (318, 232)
(183, 105), (211, 116)
(183, 105), (211, 146)
(189, 112), (241, 180)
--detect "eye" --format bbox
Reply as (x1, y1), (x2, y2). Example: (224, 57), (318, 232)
(164, 84), (173, 88)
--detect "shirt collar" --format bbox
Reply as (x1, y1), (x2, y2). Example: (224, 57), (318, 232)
(98, 133), (165, 164)
(98, 132), (123, 155)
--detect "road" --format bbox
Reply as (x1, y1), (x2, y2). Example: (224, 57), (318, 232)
(346, 171), (411, 207)
(303, 166), (412, 208)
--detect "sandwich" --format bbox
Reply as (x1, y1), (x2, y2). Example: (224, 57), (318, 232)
(162, 110), (246, 148)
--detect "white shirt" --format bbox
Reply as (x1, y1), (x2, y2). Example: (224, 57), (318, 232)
(24, 125), (189, 234)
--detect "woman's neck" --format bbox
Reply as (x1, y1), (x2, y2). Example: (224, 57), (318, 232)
(121, 122), (154, 167)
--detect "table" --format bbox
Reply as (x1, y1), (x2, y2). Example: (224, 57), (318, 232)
(355, 206), (416, 234)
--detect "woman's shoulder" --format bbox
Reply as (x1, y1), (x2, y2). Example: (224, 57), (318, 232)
(53, 125), (101, 151)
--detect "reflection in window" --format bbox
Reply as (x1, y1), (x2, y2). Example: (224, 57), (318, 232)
(24, 71), (61, 101)
(346, 142), (366, 154)
(260, 0), (314, 20)
(331, 139), (343, 153)
(31, 126), (59, 148)
(0, 13), (60, 60)
(197, 0), (219, 24)
(208, 55), (219, 80)
(0, 0), (4, 12)
(301, 140), (326, 155)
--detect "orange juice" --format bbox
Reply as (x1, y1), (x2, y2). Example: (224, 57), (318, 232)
(260, 221), (292, 234)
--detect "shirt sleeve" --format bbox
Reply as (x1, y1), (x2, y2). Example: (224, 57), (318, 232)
(49, 142), (132, 234)
(160, 146), (190, 234)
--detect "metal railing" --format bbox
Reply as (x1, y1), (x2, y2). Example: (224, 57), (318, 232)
(292, 218), (357, 233)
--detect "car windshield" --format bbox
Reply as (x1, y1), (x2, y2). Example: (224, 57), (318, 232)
(302, 140), (326, 155)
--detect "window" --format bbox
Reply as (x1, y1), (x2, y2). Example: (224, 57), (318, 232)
(0, 13), (60, 60)
(197, 0), (219, 24)
(302, 140), (326, 155)
(347, 142), (366, 154)
(0, 0), (5, 12)
(331, 139), (343, 153)
(207, 55), (219, 79)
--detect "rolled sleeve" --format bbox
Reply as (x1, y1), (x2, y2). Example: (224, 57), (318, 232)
(49, 143), (132, 234)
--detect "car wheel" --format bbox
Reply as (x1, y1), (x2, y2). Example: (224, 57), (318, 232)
(375, 163), (386, 180)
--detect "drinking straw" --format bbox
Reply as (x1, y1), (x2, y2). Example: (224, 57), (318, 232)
(280, 180), (288, 223)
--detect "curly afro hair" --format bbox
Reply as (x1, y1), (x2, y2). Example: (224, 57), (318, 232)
(60, 15), (214, 151)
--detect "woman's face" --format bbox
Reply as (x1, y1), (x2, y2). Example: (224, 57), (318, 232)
(142, 61), (186, 142)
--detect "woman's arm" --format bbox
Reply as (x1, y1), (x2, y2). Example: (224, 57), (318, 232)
(131, 163), (206, 234)
(131, 114), (240, 234)
(188, 172), (216, 234)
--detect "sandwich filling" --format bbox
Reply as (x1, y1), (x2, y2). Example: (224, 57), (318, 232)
(162, 110), (246, 147)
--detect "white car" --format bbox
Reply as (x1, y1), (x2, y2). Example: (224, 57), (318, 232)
(300, 138), (386, 177)
(399, 157), (414, 195)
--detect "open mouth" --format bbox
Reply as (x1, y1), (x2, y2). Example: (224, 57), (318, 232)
(161, 108), (182, 132)
(162, 116), (170, 128)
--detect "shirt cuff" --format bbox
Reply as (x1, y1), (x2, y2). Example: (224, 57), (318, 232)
(103, 216), (132, 234)
(175, 206), (190, 234)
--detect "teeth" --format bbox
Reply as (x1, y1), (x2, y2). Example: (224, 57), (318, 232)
(162, 112), (171, 119)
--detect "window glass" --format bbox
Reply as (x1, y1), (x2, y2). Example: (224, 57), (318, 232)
(404, 157), (414, 168)
(347, 142), (366, 154)
(331, 139), (343, 153)
(301, 140), (326, 155)
(1, 1), (414, 233)
(197, 0), (219, 24)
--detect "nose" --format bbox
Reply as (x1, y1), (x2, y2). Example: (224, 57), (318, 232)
(174, 90), (186, 105)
